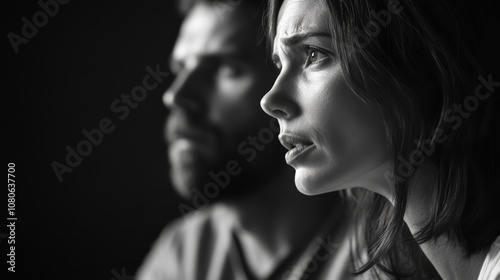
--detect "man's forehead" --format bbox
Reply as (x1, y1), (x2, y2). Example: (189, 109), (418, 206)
(172, 3), (253, 61)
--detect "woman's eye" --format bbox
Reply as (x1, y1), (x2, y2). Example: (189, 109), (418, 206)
(304, 47), (331, 67)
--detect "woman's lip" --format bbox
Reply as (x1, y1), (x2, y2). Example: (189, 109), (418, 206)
(285, 144), (315, 164)
(278, 133), (313, 151)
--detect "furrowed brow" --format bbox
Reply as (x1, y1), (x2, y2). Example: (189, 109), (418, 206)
(281, 32), (331, 47)
(271, 31), (331, 67)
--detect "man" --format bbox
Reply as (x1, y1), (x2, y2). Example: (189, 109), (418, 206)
(138, 1), (352, 279)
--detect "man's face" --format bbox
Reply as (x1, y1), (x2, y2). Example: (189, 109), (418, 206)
(164, 3), (280, 199)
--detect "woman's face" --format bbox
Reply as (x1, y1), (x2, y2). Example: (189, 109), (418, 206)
(260, 0), (389, 195)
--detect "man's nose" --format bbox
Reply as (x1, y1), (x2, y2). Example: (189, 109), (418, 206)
(163, 69), (204, 114)
(260, 74), (299, 120)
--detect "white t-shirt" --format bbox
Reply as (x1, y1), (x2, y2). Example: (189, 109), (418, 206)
(478, 236), (500, 280)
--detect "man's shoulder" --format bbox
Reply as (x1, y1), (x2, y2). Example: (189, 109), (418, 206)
(157, 205), (227, 246)
(137, 206), (225, 280)
(153, 203), (237, 253)
(137, 205), (237, 280)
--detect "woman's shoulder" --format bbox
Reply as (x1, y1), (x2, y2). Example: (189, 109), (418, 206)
(477, 236), (500, 280)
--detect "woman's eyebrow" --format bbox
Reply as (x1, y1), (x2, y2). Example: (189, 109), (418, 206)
(280, 31), (331, 47)
(270, 31), (331, 66)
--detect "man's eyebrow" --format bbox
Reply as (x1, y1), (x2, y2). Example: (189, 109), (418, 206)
(208, 50), (253, 61)
(169, 50), (253, 71)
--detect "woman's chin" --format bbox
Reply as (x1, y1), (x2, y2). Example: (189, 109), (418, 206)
(293, 161), (392, 196)
(294, 169), (346, 196)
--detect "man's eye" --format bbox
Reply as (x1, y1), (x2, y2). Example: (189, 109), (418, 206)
(304, 47), (331, 67)
(169, 62), (182, 75)
(217, 62), (243, 78)
(272, 60), (282, 72)
(273, 63), (282, 72)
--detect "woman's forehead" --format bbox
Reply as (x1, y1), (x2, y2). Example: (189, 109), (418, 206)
(276, 0), (330, 39)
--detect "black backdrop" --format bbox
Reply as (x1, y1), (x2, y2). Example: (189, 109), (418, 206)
(4, 1), (182, 279)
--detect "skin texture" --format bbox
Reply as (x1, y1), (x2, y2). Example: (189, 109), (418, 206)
(260, 0), (388, 196)
(165, 3), (279, 199)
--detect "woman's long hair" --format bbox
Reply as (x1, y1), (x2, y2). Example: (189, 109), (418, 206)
(266, 0), (500, 278)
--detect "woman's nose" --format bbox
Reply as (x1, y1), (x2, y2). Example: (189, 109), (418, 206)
(260, 75), (299, 120)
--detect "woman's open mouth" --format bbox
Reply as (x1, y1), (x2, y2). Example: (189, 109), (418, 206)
(279, 133), (315, 164)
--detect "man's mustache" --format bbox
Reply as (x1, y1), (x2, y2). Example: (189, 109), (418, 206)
(165, 111), (221, 145)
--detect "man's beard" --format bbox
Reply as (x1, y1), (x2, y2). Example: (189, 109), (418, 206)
(168, 129), (286, 204)
(168, 140), (213, 199)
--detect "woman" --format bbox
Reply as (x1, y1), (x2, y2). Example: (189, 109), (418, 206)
(260, 0), (500, 279)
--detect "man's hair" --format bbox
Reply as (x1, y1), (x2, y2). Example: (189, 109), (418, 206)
(267, 0), (500, 278)
(176, 0), (266, 19)
(175, 0), (269, 50)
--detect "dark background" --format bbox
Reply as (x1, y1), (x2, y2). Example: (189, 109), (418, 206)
(4, 1), (183, 278)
